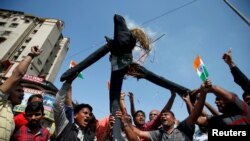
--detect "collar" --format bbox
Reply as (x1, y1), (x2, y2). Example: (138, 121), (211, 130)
(73, 123), (86, 133)
(26, 125), (43, 136)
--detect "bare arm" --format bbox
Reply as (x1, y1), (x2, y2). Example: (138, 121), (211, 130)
(161, 89), (176, 113)
(146, 90), (177, 130)
(131, 125), (151, 140)
(205, 102), (220, 116)
(120, 92), (127, 115)
(119, 111), (140, 141)
(0, 46), (42, 93)
(210, 85), (234, 103)
(185, 80), (209, 126)
(182, 93), (193, 114)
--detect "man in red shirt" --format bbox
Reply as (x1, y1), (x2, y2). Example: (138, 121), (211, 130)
(12, 101), (50, 141)
(14, 94), (43, 129)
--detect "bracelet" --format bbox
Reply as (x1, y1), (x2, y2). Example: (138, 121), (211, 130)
(27, 53), (35, 59)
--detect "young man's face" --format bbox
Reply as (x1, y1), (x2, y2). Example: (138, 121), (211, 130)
(9, 85), (24, 105)
(25, 110), (44, 126)
(215, 97), (226, 113)
(134, 112), (145, 126)
(74, 107), (92, 128)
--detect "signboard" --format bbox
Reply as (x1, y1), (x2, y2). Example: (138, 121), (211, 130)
(43, 93), (55, 120)
(23, 74), (44, 83)
(13, 88), (55, 121)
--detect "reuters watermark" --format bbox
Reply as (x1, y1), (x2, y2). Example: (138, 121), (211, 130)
(208, 126), (249, 140)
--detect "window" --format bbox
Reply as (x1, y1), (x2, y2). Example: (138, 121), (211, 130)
(37, 58), (42, 65)
(13, 52), (20, 60)
(21, 46), (26, 49)
(0, 37), (7, 43)
(24, 19), (30, 23)
(0, 22), (6, 26)
(13, 18), (18, 21)
(18, 47), (24, 52)
(32, 30), (38, 34)
(1, 31), (11, 36)
(0, 15), (7, 19)
(25, 37), (31, 43)
(13, 55), (18, 60)
(9, 23), (19, 28)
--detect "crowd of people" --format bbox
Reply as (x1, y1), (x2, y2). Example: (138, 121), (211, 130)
(1, 14), (250, 141)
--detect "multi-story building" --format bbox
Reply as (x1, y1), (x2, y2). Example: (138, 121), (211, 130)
(0, 9), (69, 82)
(0, 9), (69, 135)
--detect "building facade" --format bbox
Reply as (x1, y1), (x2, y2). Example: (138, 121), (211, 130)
(0, 9), (69, 82)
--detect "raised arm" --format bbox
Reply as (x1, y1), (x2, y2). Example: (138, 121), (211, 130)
(120, 92), (128, 115)
(204, 102), (220, 116)
(53, 73), (77, 136)
(146, 89), (177, 130)
(0, 46), (42, 93)
(161, 89), (176, 113)
(53, 82), (71, 136)
(128, 92), (136, 117)
(223, 49), (250, 92)
(182, 93), (193, 114)
(117, 111), (140, 141)
(185, 80), (208, 126)
(64, 84), (74, 123)
(130, 125), (151, 140)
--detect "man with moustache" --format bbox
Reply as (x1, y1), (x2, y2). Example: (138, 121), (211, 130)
(0, 46), (42, 141)
(12, 102), (50, 140)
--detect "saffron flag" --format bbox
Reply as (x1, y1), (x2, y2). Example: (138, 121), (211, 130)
(69, 60), (84, 79)
(193, 55), (209, 82)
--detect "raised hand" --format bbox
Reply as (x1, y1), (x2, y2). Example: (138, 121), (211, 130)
(128, 92), (134, 102)
(200, 79), (212, 93)
(222, 48), (234, 67)
(30, 45), (43, 57)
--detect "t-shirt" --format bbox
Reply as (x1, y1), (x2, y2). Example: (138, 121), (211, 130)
(149, 119), (194, 141)
(208, 95), (250, 127)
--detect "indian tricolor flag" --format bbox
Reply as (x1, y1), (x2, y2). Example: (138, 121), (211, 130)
(193, 55), (209, 82)
(69, 60), (84, 79)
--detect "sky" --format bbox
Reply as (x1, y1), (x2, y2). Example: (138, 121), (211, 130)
(1, 0), (250, 121)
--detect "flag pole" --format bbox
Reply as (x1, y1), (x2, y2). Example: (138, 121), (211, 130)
(202, 65), (207, 81)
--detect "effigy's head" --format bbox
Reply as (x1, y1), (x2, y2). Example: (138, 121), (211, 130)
(109, 14), (151, 56)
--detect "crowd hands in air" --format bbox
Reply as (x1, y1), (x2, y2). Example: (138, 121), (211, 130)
(1, 15), (250, 141)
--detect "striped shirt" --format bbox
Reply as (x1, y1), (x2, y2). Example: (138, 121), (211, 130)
(0, 90), (15, 141)
(12, 124), (50, 141)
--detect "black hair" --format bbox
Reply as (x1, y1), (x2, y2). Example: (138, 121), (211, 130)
(27, 94), (43, 104)
(25, 101), (44, 114)
(89, 114), (97, 123)
(133, 110), (146, 119)
(74, 103), (93, 115)
(242, 91), (250, 100)
(161, 110), (175, 117)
